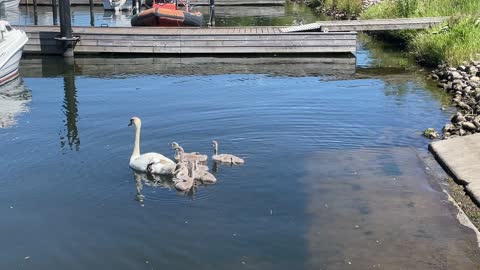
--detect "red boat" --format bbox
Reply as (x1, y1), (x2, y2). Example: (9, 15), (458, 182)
(131, 1), (203, 27)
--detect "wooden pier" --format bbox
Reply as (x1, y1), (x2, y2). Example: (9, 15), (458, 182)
(17, 17), (449, 56)
(281, 17), (449, 32)
(20, 25), (357, 55)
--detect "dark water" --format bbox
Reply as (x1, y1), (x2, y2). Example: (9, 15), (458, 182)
(0, 2), (322, 26)
(1, 35), (480, 268)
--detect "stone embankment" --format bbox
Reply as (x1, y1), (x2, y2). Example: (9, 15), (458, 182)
(430, 61), (480, 139)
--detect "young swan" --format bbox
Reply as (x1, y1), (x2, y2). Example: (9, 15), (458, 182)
(173, 161), (195, 192)
(193, 161), (217, 183)
(211, 140), (244, 165)
(171, 142), (208, 163)
(128, 117), (176, 175)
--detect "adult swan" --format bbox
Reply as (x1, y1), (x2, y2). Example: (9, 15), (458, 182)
(128, 117), (176, 175)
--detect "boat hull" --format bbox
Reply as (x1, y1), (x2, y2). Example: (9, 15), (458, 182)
(0, 48), (22, 86)
(131, 7), (203, 27)
(0, 0), (20, 9)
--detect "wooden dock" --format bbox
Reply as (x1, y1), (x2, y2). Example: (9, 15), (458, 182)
(20, 25), (357, 55)
(20, 0), (285, 6)
(281, 17), (449, 32)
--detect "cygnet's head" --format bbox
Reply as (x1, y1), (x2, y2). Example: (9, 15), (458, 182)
(171, 142), (180, 149)
(129, 117), (141, 127)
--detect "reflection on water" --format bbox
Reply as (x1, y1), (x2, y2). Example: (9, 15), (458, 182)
(60, 67), (80, 151)
(20, 56), (357, 79)
(0, 78), (31, 128)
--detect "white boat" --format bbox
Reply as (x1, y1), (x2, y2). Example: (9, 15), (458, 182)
(103, 0), (132, 11)
(0, 0), (20, 9)
(0, 77), (31, 128)
(0, 20), (28, 86)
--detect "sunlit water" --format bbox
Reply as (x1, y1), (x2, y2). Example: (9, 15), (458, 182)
(1, 28), (480, 269)
(0, 3), (322, 26)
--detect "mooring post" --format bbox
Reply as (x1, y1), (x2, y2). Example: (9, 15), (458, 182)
(33, 0), (38, 25)
(89, 0), (94, 26)
(57, 0), (77, 58)
(208, 0), (215, 27)
(132, 0), (137, 15)
(51, 0), (58, 25)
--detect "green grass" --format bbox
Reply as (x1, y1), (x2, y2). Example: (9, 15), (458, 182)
(361, 0), (480, 66)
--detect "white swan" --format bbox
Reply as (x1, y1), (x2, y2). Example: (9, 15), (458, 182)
(128, 117), (176, 175)
(212, 140), (245, 165)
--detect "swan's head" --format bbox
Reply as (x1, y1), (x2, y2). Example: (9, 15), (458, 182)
(129, 117), (141, 127)
(171, 142), (180, 149)
(212, 140), (218, 148)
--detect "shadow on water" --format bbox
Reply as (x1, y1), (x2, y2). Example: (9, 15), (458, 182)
(59, 63), (80, 151)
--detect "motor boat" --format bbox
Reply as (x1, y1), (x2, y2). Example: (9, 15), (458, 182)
(131, 0), (203, 27)
(0, 20), (28, 86)
(0, 0), (20, 9)
(103, 0), (133, 11)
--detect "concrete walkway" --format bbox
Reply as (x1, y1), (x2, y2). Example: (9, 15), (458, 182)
(429, 133), (480, 204)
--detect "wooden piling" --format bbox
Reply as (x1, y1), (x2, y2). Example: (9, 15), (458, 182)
(51, 0), (58, 25)
(57, 0), (75, 57)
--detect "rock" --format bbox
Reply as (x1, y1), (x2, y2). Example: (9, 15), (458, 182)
(459, 65), (467, 71)
(470, 76), (480, 83)
(452, 112), (466, 123)
(448, 67), (457, 71)
(472, 61), (480, 66)
(431, 74), (440, 80)
(459, 129), (467, 136)
(450, 71), (463, 79)
(457, 101), (472, 111)
(473, 118), (480, 128)
(462, 121), (477, 131)
(468, 66), (479, 75)
(423, 128), (439, 139)
(443, 123), (456, 132)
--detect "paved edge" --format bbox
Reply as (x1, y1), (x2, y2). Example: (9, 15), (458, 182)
(429, 133), (480, 205)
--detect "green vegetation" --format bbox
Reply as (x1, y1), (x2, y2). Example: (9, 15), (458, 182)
(361, 0), (480, 66)
(306, 0), (363, 17)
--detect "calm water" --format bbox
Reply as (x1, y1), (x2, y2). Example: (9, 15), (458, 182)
(1, 34), (480, 268)
(0, 3), (322, 26)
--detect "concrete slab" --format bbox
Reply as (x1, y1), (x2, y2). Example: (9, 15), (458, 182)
(429, 133), (480, 204)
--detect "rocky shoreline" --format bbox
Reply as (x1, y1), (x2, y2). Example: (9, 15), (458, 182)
(429, 61), (480, 139)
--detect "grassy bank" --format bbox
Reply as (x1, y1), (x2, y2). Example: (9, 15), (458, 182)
(361, 0), (480, 66)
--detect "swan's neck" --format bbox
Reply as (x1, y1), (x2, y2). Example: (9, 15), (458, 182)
(213, 144), (218, 156)
(131, 123), (141, 160)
